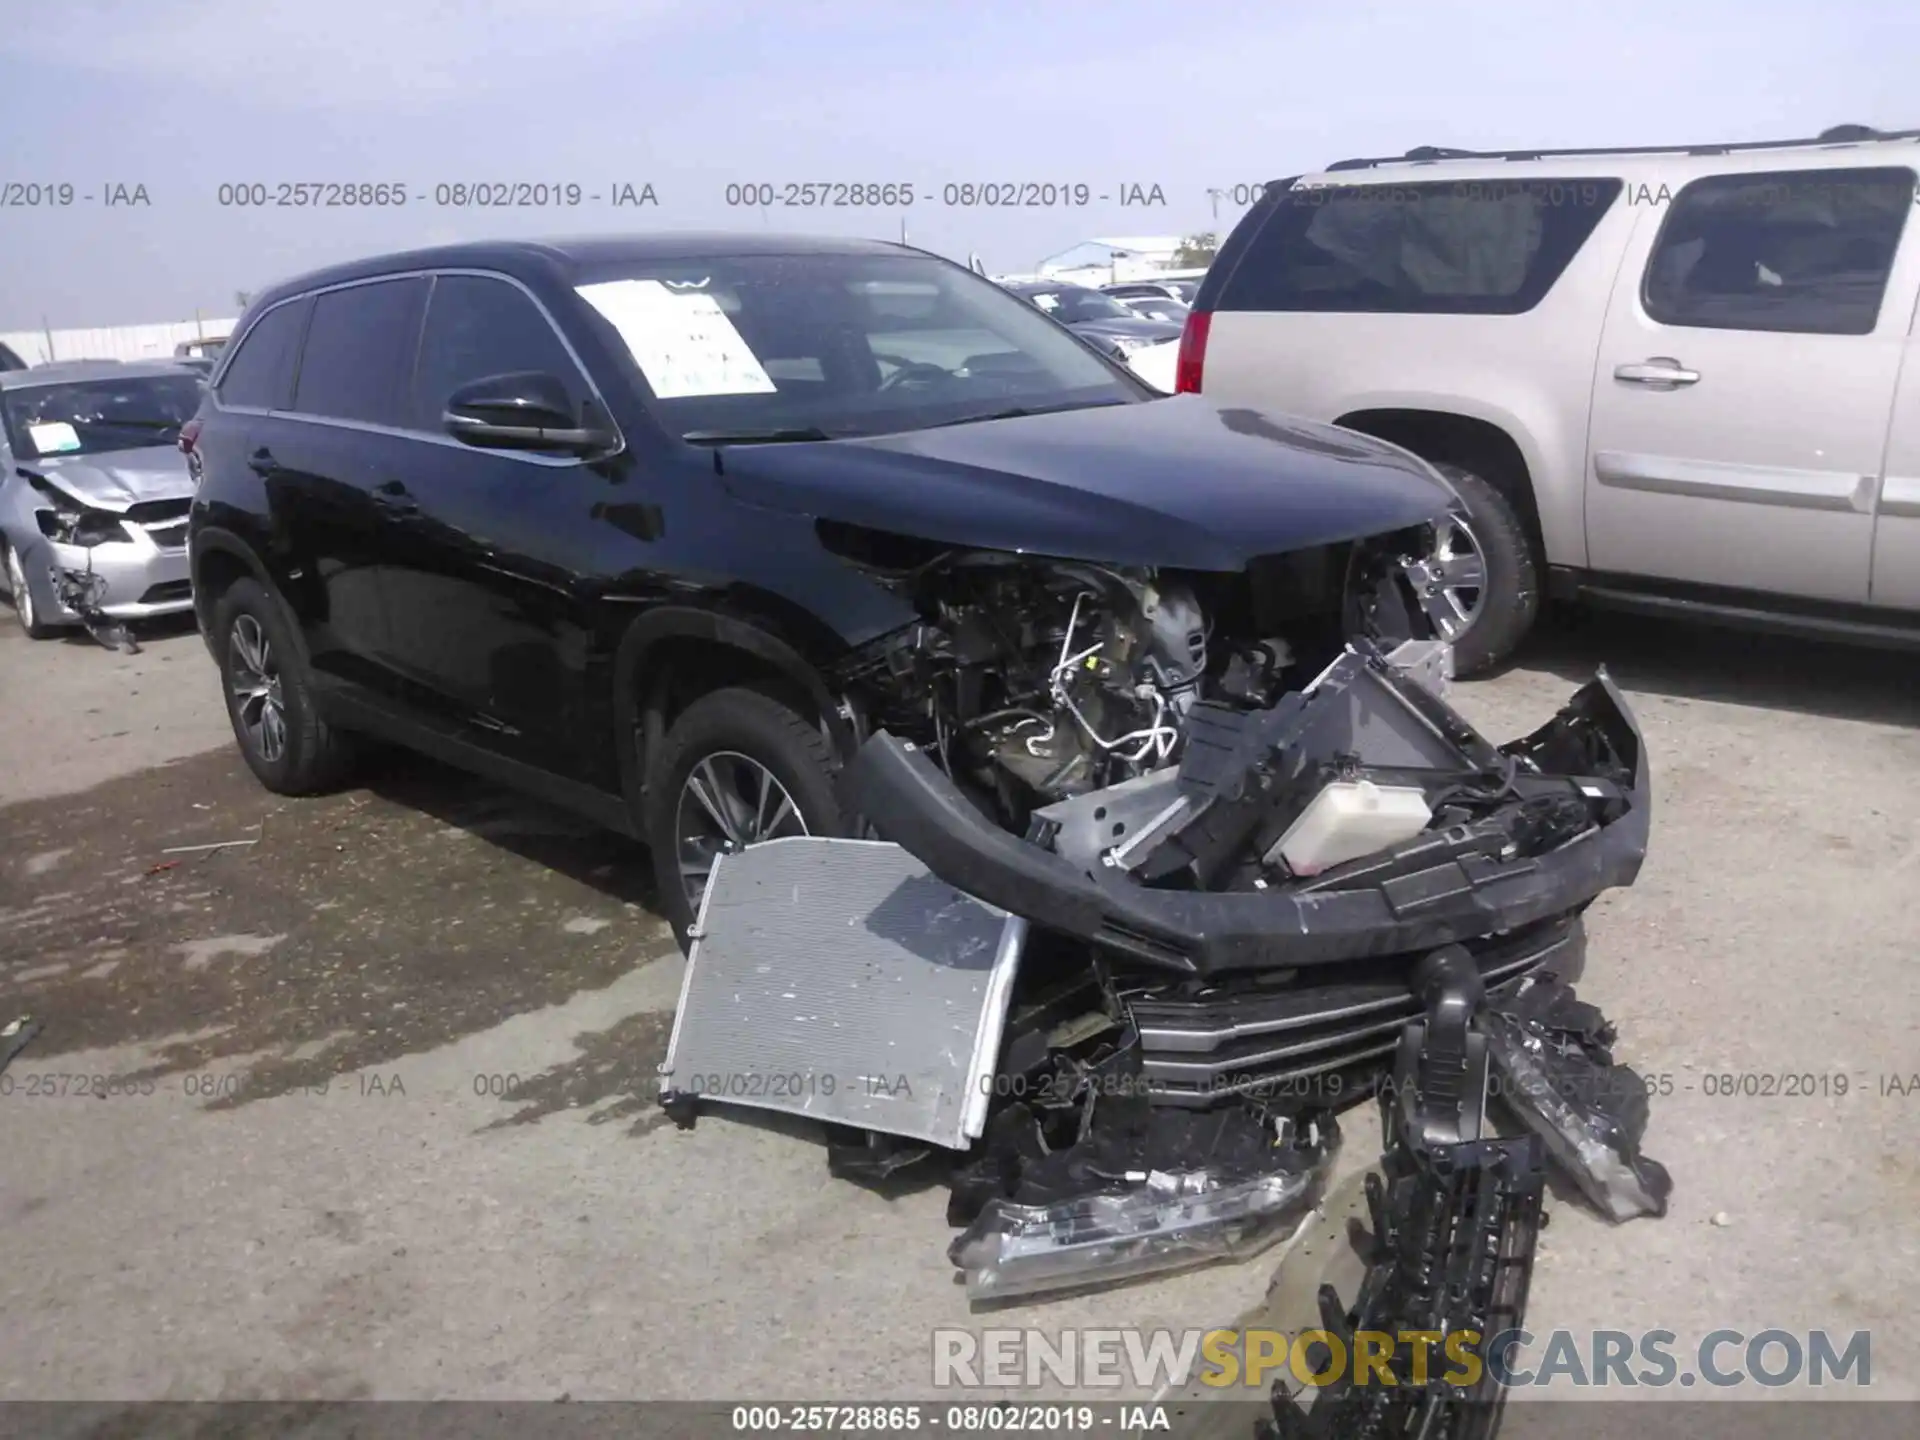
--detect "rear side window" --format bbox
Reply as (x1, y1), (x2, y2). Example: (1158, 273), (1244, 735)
(410, 274), (590, 431)
(1215, 178), (1622, 315)
(1642, 167), (1915, 336)
(217, 298), (309, 410)
(292, 277), (430, 426)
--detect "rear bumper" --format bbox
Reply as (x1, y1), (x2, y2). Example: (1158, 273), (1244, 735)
(840, 669), (1649, 978)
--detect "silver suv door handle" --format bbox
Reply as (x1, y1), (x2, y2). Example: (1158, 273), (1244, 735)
(1614, 358), (1700, 388)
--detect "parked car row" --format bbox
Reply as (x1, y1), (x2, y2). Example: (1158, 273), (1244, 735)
(995, 279), (1185, 361)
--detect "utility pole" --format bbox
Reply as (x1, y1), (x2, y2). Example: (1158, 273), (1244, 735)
(1205, 187), (1224, 223)
(42, 316), (54, 363)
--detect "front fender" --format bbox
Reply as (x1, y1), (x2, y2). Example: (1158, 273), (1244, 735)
(610, 603), (859, 818)
(188, 526), (303, 663)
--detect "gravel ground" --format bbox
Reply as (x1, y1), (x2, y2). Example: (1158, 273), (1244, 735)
(1, 608), (1916, 1411)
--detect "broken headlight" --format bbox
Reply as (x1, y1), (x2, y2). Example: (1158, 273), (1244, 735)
(37, 507), (126, 546)
(948, 1114), (1338, 1300)
(30, 476), (127, 547)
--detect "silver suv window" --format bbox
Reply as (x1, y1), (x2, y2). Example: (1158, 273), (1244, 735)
(1216, 178), (1622, 315)
(1641, 166), (1916, 336)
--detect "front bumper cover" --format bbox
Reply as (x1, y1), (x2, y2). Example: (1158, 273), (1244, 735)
(839, 655), (1650, 977)
(29, 534), (193, 621)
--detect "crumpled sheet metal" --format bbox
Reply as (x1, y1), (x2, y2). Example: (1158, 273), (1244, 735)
(1484, 974), (1673, 1222)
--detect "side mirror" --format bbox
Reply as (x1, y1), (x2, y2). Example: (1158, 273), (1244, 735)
(443, 371), (615, 456)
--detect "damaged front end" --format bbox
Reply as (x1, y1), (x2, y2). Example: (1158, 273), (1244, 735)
(840, 642), (1648, 981)
(658, 542), (1653, 1310)
(20, 472), (158, 650)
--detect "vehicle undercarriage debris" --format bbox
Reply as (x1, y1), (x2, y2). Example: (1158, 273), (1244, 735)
(1267, 948), (1545, 1440)
(51, 561), (141, 652)
(658, 549), (1663, 1344)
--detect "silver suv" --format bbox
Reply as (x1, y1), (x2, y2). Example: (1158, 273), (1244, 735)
(1178, 124), (1920, 673)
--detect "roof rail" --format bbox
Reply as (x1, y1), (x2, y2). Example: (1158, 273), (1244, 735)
(1323, 125), (1920, 172)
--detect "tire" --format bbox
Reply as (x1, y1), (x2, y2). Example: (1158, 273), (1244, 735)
(4, 542), (62, 639)
(212, 577), (358, 795)
(645, 685), (847, 948)
(1350, 463), (1540, 678)
(1428, 463), (1539, 675)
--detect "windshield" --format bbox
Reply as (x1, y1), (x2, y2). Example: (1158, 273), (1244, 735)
(570, 253), (1142, 441)
(1, 373), (204, 459)
(1120, 297), (1191, 323)
(1021, 286), (1136, 324)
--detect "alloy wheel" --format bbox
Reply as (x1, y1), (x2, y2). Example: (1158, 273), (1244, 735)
(227, 613), (288, 763)
(673, 751), (810, 915)
(1398, 511), (1488, 643)
(6, 547), (36, 632)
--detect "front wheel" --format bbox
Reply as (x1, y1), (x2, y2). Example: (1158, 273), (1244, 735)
(1347, 463), (1540, 677)
(4, 542), (62, 639)
(645, 686), (848, 949)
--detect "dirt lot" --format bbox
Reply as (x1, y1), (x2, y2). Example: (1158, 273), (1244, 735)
(2, 609), (1918, 1406)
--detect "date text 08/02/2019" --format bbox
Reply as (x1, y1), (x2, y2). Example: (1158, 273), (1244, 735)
(720, 182), (1168, 208)
(212, 182), (660, 208)
(730, 1404), (1166, 1432)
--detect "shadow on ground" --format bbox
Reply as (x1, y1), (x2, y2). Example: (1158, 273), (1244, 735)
(1515, 605), (1920, 729)
(0, 745), (679, 1107)
(479, 1007), (676, 1141)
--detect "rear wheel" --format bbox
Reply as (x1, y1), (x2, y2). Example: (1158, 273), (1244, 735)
(213, 578), (358, 794)
(4, 543), (61, 639)
(645, 686), (848, 948)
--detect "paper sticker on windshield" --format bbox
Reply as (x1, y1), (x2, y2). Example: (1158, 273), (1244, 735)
(1032, 293), (1060, 311)
(27, 421), (81, 454)
(576, 280), (776, 398)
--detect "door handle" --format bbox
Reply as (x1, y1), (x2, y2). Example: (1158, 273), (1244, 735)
(1614, 358), (1700, 388)
(372, 481), (419, 516)
(247, 447), (277, 476)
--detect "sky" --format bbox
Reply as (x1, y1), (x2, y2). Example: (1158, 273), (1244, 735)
(1, 0), (1915, 327)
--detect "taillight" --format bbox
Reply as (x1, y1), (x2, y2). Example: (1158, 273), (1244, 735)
(177, 418), (202, 455)
(1174, 310), (1210, 394)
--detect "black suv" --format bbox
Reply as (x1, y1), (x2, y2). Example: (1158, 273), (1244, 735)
(186, 233), (1476, 939)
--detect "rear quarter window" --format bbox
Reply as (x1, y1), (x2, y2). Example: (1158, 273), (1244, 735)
(1641, 166), (1916, 335)
(1215, 177), (1623, 315)
(216, 297), (310, 410)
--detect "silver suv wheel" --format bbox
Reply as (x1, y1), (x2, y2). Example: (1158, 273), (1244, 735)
(1399, 511), (1488, 642)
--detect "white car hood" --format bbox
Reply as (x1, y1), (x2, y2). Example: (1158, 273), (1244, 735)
(1124, 338), (1180, 395)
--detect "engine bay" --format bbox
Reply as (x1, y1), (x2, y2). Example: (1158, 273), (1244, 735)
(831, 546), (1353, 830)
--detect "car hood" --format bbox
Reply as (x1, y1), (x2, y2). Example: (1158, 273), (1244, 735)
(25, 447), (193, 511)
(715, 396), (1452, 571)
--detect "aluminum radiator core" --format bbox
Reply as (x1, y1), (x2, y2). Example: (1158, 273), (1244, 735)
(659, 837), (1027, 1150)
